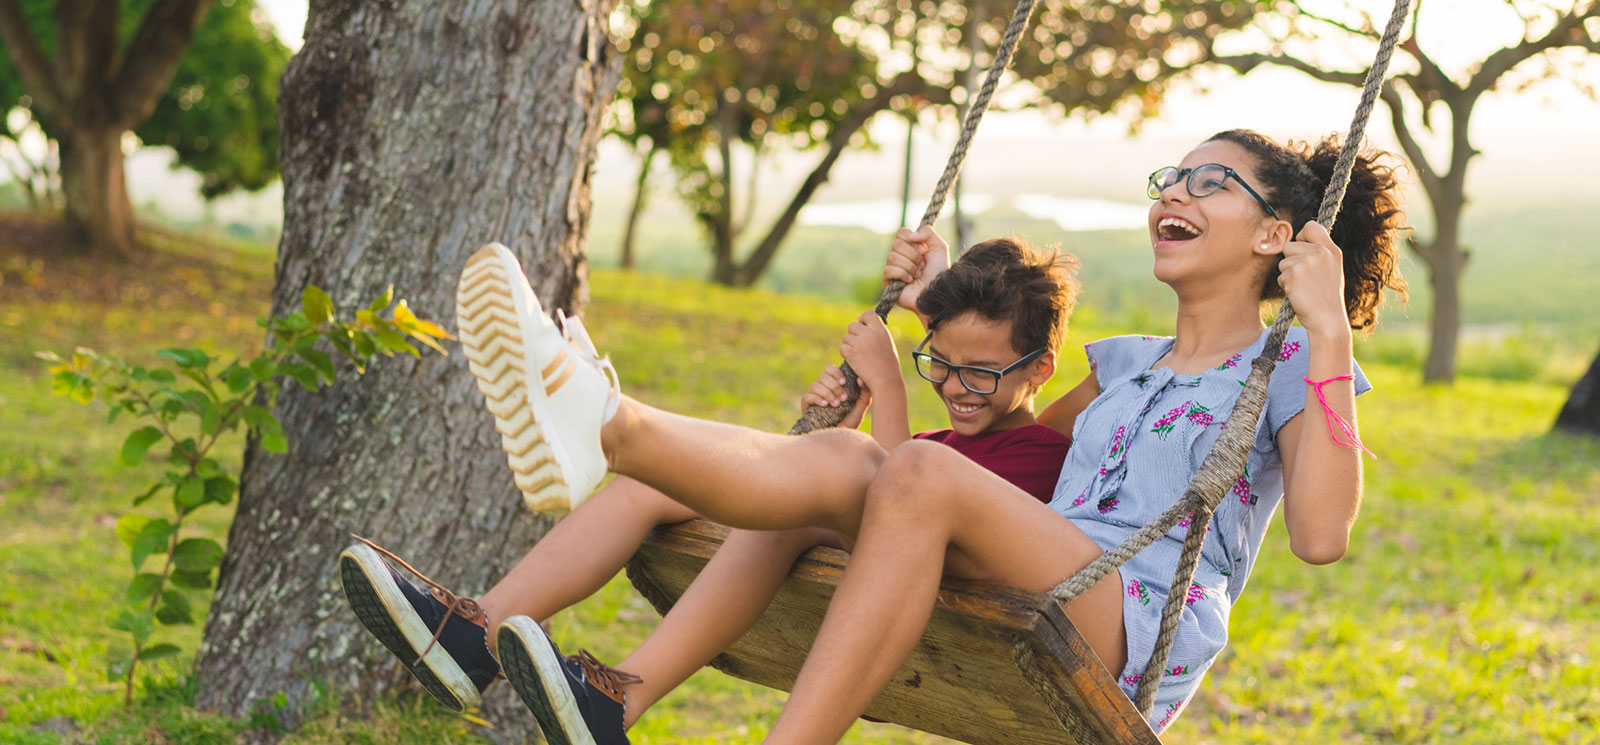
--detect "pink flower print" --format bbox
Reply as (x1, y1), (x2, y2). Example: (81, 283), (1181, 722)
(1185, 581), (1208, 606)
(1234, 467), (1254, 505)
(1142, 335), (1162, 341)
(1186, 403), (1214, 427)
(1097, 495), (1120, 514)
(1177, 509), (1195, 528)
(1164, 665), (1187, 677)
(1277, 341), (1301, 361)
(1107, 426), (1127, 460)
(1216, 353), (1242, 371)
(1127, 579), (1151, 606)
(1151, 401), (1189, 438)
(1071, 489), (1089, 507)
(1158, 702), (1183, 729)
(1122, 673), (1142, 686)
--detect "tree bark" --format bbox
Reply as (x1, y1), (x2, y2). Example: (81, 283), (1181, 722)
(192, 0), (618, 732)
(1554, 341), (1600, 436)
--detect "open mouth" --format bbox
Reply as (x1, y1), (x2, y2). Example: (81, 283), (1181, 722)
(946, 399), (986, 419)
(1157, 217), (1201, 242)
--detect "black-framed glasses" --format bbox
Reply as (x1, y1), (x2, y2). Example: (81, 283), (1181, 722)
(1146, 164), (1278, 218)
(911, 333), (1046, 395)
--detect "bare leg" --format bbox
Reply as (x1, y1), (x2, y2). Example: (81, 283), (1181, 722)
(477, 475), (697, 648)
(601, 397), (884, 535)
(615, 526), (838, 727)
(766, 441), (1128, 745)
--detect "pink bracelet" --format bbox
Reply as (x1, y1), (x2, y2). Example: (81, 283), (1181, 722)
(1303, 375), (1376, 459)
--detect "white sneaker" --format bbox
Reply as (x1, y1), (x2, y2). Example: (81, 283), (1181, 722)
(456, 243), (620, 516)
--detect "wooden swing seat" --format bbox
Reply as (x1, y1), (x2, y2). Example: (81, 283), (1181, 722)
(625, 519), (1159, 745)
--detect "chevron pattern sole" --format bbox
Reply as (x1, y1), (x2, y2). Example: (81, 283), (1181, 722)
(456, 246), (573, 515)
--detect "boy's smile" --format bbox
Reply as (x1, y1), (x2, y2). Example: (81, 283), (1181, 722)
(923, 312), (1054, 437)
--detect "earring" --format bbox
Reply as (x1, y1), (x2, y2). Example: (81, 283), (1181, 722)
(1259, 243), (1269, 251)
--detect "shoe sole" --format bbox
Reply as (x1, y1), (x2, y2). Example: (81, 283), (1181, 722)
(456, 244), (577, 516)
(337, 543), (479, 710)
(498, 616), (597, 745)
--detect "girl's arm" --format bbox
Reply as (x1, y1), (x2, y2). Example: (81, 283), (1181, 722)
(1275, 222), (1365, 565)
(1037, 371), (1099, 438)
(1276, 329), (1362, 565)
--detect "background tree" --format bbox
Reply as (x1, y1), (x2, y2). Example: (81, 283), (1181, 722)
(190, 0), (618, 731)
(614, 0), (1265, 287)
(1555, 341), (1600, 435)
(1210, 0), (1600, 383)
(0, 0), (287, 256)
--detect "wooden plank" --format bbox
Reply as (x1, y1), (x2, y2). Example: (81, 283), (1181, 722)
(624, 519), (1160, 745)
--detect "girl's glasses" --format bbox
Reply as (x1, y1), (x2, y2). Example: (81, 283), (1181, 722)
(911, 333), (1046, 395)
(1147, 164), (1278, 218)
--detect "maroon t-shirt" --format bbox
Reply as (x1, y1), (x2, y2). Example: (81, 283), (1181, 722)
(913, 423), (1071, 503)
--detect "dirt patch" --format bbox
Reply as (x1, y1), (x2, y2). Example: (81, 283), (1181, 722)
(0, 212), (273, 317)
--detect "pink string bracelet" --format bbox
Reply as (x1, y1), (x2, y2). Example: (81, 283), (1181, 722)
(1304, 375), (1376, 459)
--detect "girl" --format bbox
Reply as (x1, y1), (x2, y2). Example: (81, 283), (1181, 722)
(373, 129), (1403, 742)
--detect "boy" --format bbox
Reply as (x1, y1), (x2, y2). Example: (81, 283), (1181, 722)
(338, 237), (1079, 742)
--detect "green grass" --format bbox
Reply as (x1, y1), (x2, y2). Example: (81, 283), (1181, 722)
(2, 223), (1598, 744)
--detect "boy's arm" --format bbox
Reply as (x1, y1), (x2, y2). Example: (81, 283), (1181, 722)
(840, 311), (912, 449)
(1037, 371), (1099, 438)
(883, 226), (951, 329)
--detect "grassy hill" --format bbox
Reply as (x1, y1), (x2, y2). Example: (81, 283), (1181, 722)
(1, 217), (1597, 744)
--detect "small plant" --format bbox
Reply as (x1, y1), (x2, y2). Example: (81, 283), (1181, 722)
(40, 284), (451, 707)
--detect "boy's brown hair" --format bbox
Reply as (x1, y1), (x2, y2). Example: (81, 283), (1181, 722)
(914, 237), (1080, 356)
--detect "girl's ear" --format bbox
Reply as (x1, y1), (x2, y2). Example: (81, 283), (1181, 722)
(1029, 351), (1057, 388)
(1254, 220), (1295, 256)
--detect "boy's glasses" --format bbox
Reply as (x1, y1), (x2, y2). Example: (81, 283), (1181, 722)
(911, 333), (1046, 395)
(1146, 164), (1278, 218)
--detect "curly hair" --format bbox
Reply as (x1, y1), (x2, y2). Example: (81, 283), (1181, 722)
(914, 237), (1081, 355)
(1206, 129), (1409, 332)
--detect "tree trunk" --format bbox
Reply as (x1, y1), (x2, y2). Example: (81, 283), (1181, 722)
(57, 124), (137, 257)
(192, 0), (618, 733)
(620, 146), (655, 270)
(1554, 341), (1600, 436)
(1422, 240), (1464, 384)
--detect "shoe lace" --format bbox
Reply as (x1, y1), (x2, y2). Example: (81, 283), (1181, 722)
(353, 535), (487, 665)
(570, 648), (642, 699)
(556, 309), (621, 422)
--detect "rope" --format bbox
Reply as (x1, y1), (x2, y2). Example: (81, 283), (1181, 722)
(789, 0), (1039, 435)
(1048, 0), (1413, 716)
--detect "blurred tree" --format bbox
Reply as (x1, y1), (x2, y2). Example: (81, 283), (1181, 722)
(0, 0), (288, 257)
(1208, 0), (1600, 383)
(1555, 341), (1600, 436)
(611, 0), (1266, 287)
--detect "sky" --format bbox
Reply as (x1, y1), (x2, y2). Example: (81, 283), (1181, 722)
(125, 0), (1600, 226)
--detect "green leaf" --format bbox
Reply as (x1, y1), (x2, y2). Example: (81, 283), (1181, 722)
(169, 570), (212, 590)
(174, 477), (206, 510)
(203, 476), (237, 505)
(110, 608), (154, 645)
(280, 312), (311, 332)
(352, 331), (377, 358)
(138, 643), (182, 661)
(242, 405), (273, 428)
(157, 348), (211, 369)
(130, 519), (175, 570)
(374, 328), (420, 357)
(148, 369), (177, 384)
(368, 284), (395, 313)
(120, 426), (166, 466)
(222, 364), (253, 393)
(155, 591), (194, 625)
(108, 405), (122, 425)
(259, 419), (288, 454)
(250, 357), (278, 382)
(106, 651), (133, 681)
(196, 459), (225, 479)
(126, 573), (163, 605)
(201, 406), (222, 436)
(296, 348), (336, 383)
(173, 538), (224, 573)
(303, 285), (335, 325)
(277, 361), (320, 391)
(116, 514), (152, 548)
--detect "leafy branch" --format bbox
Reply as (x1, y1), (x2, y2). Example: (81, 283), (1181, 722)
(40, 284), (450, 707)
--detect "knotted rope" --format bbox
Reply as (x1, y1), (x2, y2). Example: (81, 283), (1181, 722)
(789, 0), (1039, 435)
(1047, 0), (1413, 715)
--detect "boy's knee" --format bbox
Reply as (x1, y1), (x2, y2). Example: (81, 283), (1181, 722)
(865, 441), (952, 514)
(808, 427), (887, 479)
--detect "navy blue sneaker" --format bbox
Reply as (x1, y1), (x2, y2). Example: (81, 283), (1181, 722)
(498, 615), (636, 745)
(338, 537), (500, 710)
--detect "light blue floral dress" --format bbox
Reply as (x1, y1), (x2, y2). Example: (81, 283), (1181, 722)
(1048, 327), (1371, 732)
